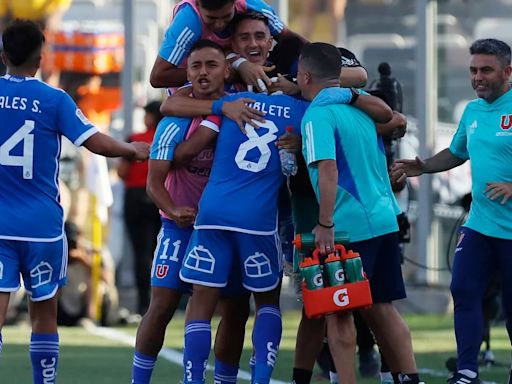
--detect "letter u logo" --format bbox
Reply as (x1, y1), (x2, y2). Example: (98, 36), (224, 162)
(500, 114), (512, 130)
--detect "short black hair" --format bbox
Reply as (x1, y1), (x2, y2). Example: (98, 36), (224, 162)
(198, 0), (235, 11)
(300, 42), (342, 82)
(231, 11), (269, 34)
(143, 100), (163, 124)
(2, 19), (45, 67)
(470, 38), (511, 67)
(190, 39), (225, 57)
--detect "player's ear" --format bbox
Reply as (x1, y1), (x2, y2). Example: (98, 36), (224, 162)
(0, 51), (6, 66)
(224, 60), (230, 80)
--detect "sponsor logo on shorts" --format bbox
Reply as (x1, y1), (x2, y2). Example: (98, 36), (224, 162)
(30, 261), (53, 288)
(245, 252), (272, 278)
(185, 245), (215, 274)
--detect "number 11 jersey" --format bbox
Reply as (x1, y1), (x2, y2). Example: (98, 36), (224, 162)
(194, 92), (307, 235)
(0, 75), (97, 241)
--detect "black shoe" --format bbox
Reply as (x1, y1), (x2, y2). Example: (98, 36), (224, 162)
(358, 348), (380, 378)
(447, 372), (480, 384)
(508, 369), (512, 384)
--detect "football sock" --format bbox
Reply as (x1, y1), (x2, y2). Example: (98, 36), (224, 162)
(214, 360), (238, 384)
(30, 333), (59, 384)
(252, 306), (282, 384)
(132, 351), (157, 384)
(183, 321), (211, 384)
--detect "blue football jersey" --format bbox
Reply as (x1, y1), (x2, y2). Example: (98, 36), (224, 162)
(0, 75), (97, 241)
(195, 92), (308, 234)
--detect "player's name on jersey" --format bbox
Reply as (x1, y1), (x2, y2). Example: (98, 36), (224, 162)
(249, 102), (291, 119)
(0, 96), (41, 112)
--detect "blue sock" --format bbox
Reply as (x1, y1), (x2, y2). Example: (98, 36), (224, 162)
(252, 306), (282, 384)
(132, 351), (157, 384)
(30, 333), (59, 384)
(249, 354), (256, 383)
(0, 333), (3, 355)
(183, 321), (211, 384)
(214, 360), (239, 384)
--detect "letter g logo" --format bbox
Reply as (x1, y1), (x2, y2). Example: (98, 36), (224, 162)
(333, 288), (349, 307)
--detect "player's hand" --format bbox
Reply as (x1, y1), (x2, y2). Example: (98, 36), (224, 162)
(237, 61), (275, 93)
(484, 182), (512, 204)
(222, 98), (266, 132)
(276, 132), (301, 153)
(267, 74), (300, 96)
(391, 112), (407, 139)
(312, 224), (335, 256)
(130, 141), (150, 161)
(390, 157), (425, 183)
(169, 206), (196, 228)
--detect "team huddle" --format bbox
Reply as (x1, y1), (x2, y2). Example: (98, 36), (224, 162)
(1, 1), (512, 384)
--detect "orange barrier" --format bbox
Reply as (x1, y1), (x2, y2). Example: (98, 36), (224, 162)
(42, 23), (124, 74)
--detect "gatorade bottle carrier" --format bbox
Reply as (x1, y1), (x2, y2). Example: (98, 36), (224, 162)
(299, 244), (373, 318)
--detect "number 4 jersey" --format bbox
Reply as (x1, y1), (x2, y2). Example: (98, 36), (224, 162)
(194, 92), (307, 235)
(0, 75), (97, 241)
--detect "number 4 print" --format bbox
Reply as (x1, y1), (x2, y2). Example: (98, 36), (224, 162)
(0, 120), (35, 179)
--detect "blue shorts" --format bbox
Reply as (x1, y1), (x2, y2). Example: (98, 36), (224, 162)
(0, 238), (68, 301)
(350, 232), (406, 303)
(180, 229), (283, 292)
(151, 219), (247, 296)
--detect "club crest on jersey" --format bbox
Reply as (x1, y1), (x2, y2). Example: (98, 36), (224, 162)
(156, 264), (169, 278)
(500, 114), (512, 130)
(30, 261), (53, 288)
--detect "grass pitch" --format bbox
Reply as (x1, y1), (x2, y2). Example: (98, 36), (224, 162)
(1, 313), (510, 383)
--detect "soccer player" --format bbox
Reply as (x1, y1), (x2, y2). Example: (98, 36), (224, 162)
(150, 0), (305, 92)
(0, 20), (149, 384)
(131, 40), (259, 384)
(175, 85), (358, 384)
(298, 42), (422, 384)
(392, 38), (512, 384)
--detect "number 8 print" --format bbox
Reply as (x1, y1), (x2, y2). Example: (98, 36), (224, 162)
(234, 120), (278, 173)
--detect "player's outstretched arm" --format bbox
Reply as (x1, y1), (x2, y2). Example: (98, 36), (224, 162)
(161, 95), (265, 128)
(391, 148), (466, 183)
(83, 132), (149, 161)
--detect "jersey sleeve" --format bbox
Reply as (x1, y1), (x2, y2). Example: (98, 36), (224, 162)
(158, 4), (202, 66)
(56, 92), (98, 146)
(150, 118), (186, 161)
(200, 115), (222, 132)
(339, 47), (364, 68)
(449, 109), (470, 160)
(246, 0), (284, 36)
(301, 108), (336, 165)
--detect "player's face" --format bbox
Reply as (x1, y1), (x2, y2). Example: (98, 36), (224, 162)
(296, 60), (312, 100)
(470, 54), (512, 102)
(232, 19), (273, 66)
(187, 47), (229, 98)
(197, 1), (235, 33)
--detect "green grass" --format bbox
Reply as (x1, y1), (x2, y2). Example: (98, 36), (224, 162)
(1, 313), (510, 383)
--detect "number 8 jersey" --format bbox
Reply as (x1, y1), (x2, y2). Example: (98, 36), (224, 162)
(194, 92), (307, 235)
(0, 75), (97, 241)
